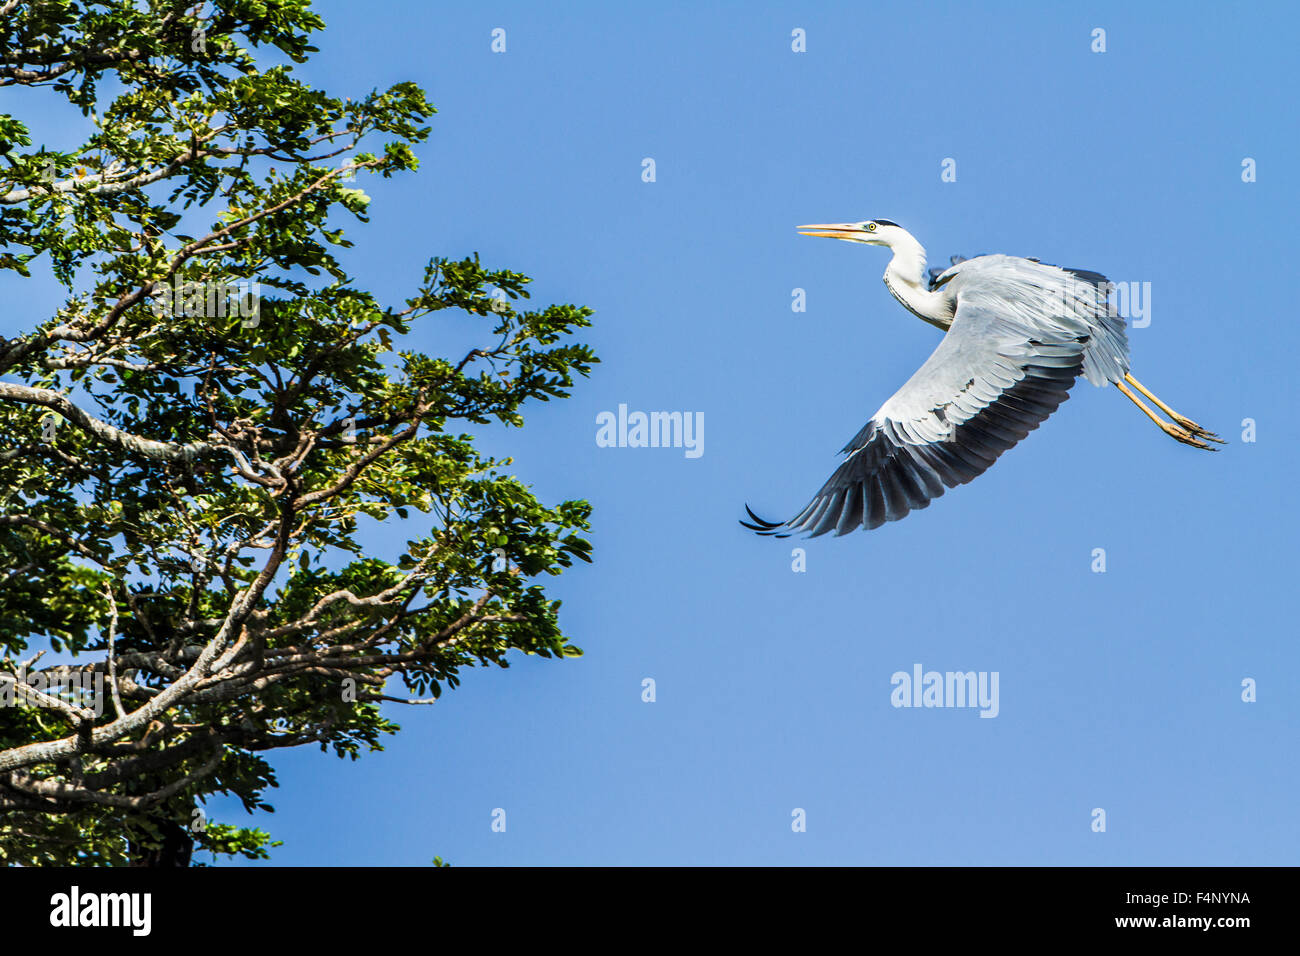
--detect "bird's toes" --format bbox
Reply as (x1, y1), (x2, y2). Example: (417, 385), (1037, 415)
(1173, 416), (1225, 443)
(1160, 421), (1216, 451)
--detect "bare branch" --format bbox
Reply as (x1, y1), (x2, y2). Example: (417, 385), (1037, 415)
(102, 583), (125, 721)
(0, 382), (216, 463)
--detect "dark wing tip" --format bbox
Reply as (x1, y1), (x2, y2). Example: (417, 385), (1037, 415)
(740, 504), (789, 536)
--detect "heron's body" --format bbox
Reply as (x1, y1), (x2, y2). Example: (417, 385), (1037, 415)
(743, 220), (1221, 538)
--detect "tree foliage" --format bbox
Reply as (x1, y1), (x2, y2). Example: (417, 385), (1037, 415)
(0, 0), (595, 865)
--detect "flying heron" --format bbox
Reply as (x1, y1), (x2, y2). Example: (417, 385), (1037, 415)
(742, 219), (1222, 538)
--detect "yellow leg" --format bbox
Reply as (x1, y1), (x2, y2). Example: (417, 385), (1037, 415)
(1123, 373), (1224, 443)
(1115, 380), (1217, 451)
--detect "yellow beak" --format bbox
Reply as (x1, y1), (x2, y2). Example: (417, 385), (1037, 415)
(797, 222), (865, 241)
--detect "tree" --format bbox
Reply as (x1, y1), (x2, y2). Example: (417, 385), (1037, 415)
(0, 1), (595, 865)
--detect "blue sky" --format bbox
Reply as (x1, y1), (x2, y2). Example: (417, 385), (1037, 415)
(13, 0), (1300, 865)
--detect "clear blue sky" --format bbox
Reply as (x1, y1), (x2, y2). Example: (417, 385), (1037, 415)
(17, 0), (1300, 865)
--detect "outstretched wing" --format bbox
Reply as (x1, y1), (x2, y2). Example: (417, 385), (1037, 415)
(743, 258), (1098, 537)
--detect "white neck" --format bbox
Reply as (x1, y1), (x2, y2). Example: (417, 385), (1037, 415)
(882, 232), (951, 330)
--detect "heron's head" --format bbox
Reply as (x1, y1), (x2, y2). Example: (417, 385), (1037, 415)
(797, 218), (906, 247)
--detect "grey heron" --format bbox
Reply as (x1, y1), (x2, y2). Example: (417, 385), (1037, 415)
(743, 219), (1222, 537)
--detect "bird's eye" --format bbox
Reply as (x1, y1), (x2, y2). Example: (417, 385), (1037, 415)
(865, 222), (876, 232)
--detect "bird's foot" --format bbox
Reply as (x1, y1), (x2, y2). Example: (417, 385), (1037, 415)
(1159, 418), (1218, 451)
(1169, 413), (1225, 444)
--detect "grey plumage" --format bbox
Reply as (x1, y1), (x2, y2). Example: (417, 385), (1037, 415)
(744, 224), (1136, 538)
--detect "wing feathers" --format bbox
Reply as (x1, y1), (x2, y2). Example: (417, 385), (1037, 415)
(743, 278), (1088, 537)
